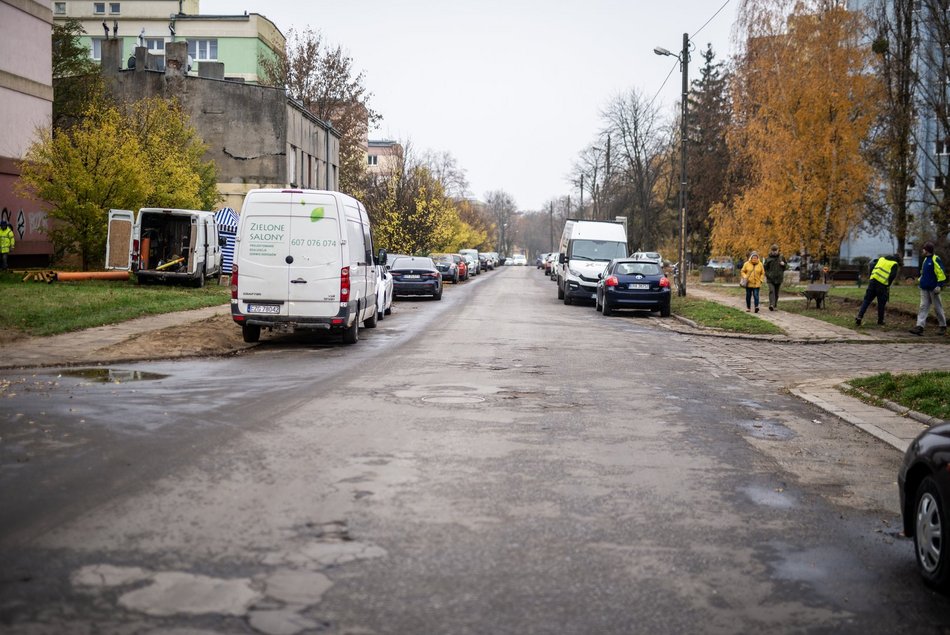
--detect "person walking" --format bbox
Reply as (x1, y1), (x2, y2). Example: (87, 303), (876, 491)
(909, 242), (947, 336)
(0, 219), (14, 271)
(740, 251), (766, 313)
(763, 244), (787, 311)
(855, 253), (901, 326)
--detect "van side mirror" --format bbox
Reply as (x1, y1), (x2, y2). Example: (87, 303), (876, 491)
(559, 253), (566, 264)
(377, 248), (387, 266)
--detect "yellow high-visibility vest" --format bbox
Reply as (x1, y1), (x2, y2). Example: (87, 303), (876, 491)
(870, 258), (898, 285)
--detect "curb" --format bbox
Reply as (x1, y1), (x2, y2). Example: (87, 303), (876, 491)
(840, 382), (947, 428)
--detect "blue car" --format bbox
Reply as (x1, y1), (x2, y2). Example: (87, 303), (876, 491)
(390, 256), (443, 300)
(595, 259), (671, 317)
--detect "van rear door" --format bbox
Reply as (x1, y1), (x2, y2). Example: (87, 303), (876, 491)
(287, 193), (344, 318)
(106, 209), (135, 271)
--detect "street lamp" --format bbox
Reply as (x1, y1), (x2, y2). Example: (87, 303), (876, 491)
(654, 33), (689, 297)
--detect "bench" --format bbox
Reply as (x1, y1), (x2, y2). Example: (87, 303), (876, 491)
(801, 283), (830, 309)
(829, 270), (862, 286)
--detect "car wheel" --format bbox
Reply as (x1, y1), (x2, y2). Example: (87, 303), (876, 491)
(660, 300), (671, 317)
(342, 317), (359, 344)
(602, 297), (613, 316)
(434, 287), (443, 301)
(563, 293), (572, 305)
(914, 476), (950, 588)
(242, 324), (261, 343)
(557, 281), (564, 300)
(454, 273), (459, 284)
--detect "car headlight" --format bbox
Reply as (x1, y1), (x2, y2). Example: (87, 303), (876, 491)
(569, 267), (581, 277)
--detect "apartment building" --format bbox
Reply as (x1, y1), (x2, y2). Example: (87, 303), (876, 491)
(0, 0), (54, 264)
(53, 0), (283, 84)
(367, 139), (403, 177)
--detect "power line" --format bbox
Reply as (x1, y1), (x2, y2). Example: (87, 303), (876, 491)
(648, 60), (679, 111)
(691, 0), (732, 41)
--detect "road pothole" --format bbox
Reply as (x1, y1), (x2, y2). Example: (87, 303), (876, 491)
(55, 368), (168, 383)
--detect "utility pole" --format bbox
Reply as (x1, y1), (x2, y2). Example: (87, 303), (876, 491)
(678, 32), (688, 297)
(549, 202), (555, 251)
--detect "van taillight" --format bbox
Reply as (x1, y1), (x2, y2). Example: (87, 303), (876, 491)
(340, 266), (350, 302)
(230, 264), (239, 299)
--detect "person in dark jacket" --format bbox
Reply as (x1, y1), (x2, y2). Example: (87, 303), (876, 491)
(855, 254), (901, 326)
(763, 244), (787, 311)
(909, 242), (946, 336)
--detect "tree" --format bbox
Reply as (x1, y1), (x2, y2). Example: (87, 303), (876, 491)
(19, 104), (147, 270)
(864, 0), (918, 261)
(18, 98), (218, 269)
(601, 89), (674, 251)
(125, 98), (219, 210)
(712, 1), (881, 262)
(259, 28), (381, 197)
(484, 190), (518, 256)
(52, 18), (104, 129)
(686, 44), (732, 264)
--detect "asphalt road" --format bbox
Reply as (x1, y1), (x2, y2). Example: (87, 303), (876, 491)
(0, 266), (948, 634)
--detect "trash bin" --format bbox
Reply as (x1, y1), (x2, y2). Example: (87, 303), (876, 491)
(700, 266), (716, 283)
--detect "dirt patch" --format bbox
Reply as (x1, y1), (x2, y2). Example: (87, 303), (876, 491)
(95, 314), (250, 362)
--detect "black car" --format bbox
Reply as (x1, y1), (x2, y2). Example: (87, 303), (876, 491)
(432, 254), (460, 283)
(595, 259), (672, 317)
(899, 422), (950, 589)
(390, 256), (443, 300)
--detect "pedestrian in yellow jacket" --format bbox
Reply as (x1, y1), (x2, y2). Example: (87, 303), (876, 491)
(0, 219), (14, 271)
(740, 252), (766, 312)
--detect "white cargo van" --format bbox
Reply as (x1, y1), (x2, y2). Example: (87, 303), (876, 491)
(106, 208), (223, 287)
(556, 219), (628, 304)
(230, 189), (380, 345)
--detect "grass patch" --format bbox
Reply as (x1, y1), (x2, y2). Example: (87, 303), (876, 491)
(0, 273), (228, 336)
(672, 296), (784, 335)
(779, 284), (923, 333)
(847, 371), (950, 421)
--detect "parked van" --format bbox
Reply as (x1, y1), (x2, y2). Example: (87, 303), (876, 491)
(106, 208), (223, 286)
(556, 219), (628, 304)
(230, 189), (380, 345)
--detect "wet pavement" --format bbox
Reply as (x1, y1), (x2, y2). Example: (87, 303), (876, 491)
(1, 289), (946, 455)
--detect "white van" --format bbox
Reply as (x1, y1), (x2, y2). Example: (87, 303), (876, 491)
(106, 208), (223, 287)
(556, 219), (628, 304)
(230, 189), (380, 345)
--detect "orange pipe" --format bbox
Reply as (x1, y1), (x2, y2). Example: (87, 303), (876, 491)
(54, 271), (131, 281)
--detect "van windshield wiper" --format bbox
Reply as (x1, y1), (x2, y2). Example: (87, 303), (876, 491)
(571, 255), (595, 261)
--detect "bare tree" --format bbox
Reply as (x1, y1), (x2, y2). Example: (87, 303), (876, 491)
(259, 28), (381, 196)
(484, 190), (518, 256)
(601, 88), (674, 250)
(422, 150), (470, 199)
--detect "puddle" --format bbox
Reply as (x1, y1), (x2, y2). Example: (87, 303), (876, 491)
(56, 369), (168, 383)
(736, 419), (795, 440)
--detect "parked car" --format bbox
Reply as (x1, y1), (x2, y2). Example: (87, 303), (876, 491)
(385, 254), (410, 271)
(899, 422), (950, 589)
(462, 253), (479, 276)
(787, 255), (802, 271)
(511, 253), (528, 266)
(706, 257), (735, 274)
(479, 253), (494, 271)
(432, 254), (460, 283)
(595, 258), (672, 317)
(631, 251), (663, 264)
(390, 256), (443, 300)
(450, 253), (469, 280)
(376, 263), (393, 320)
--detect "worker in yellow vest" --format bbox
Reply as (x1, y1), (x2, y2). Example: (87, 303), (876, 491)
(855, 253), (901, 327)
(909, 241), (946, 336)
(0, 219), (14, 271)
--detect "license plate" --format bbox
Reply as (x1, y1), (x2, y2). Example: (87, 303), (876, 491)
(247, 304), (280, 314)
(404, 274), (421, 279)
(629, 283), (650, 290)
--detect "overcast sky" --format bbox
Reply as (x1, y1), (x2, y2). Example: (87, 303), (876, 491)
(200, 0), (738, 211)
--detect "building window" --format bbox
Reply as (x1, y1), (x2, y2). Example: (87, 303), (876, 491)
(187, 39), (218, 61)
(367, 155), (378, 166)
(109, 2), (120, 14)
(935, 175), (945, 191)
(54, 2), (66, 15)
(91, 38), (104, 60)
(145, 38), (165, 54)
(93, 2), (104, 14)
(938, 140), (950, 156)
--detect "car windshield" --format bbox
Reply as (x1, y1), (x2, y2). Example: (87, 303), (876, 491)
(616, 262), (661, 275)
(571, 240), (627, 261)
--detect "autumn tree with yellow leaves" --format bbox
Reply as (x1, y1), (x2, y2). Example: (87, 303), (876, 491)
(711, 0), (881, 263)
(19, 98), (218, 270)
